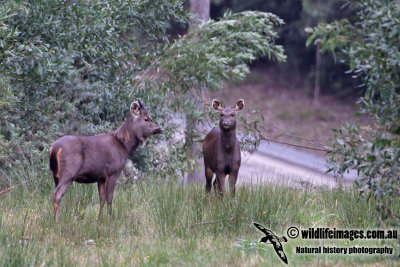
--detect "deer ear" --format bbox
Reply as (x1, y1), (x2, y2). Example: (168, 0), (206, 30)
(234, 99), (245, 111)
(212, 99), (223, 112)
(138, 99), (145, 109)
(130, 101), (140, 117)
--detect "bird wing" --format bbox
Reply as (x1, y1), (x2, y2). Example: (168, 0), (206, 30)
(253, 223), (274, 236)
(272, 241), (288, 264)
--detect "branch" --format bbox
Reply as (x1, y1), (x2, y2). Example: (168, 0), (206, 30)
(268, 122), (326, 147)
(260, 134), (329, 152)
(135, 33), (191, 85)
(379, 203), (400, 221)
(190, 218), (234, 227)
(0, 179), (31, 195)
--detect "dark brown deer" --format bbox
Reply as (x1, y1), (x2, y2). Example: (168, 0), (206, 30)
(49, 100), (161, 223)
(202, 99), (244, 196)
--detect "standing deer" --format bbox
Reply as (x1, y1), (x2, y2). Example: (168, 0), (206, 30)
(49, 100), (162, 223)
(202, 99), (245, 196)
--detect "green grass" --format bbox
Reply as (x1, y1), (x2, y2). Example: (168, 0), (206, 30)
(0, 179), (399, 266)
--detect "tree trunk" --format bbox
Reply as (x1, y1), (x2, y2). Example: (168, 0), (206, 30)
(185, 0), (210, 184)
(313, 42), (321, 106)
(313, 0), (321, 106)
(190, 0), (210, 21)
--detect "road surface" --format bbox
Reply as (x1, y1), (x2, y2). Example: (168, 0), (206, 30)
(169, 117), (358, 189)
(238, 141), (357, 189)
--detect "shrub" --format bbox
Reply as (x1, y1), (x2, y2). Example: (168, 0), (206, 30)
(307, 0), (400, 226)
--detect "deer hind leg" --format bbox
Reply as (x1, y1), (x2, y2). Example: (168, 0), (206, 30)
(205, 167), (214, 194)
(53, 179), (73, 223)
(51, 146), (82, 223)
(53, 176), (59, 187)
(49, 146), (59, 187)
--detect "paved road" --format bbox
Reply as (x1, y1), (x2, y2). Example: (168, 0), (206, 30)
(237, 141), (358, 189)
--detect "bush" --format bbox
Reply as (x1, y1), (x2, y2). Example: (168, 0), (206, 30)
(0, 1), (285, 187)
(307, 0), (400, 226)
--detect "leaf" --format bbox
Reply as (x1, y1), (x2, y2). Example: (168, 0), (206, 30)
(306, 31), (317, 47)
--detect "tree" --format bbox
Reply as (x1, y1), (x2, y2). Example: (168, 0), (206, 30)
(212, 0), (357, 99)
(190, 0), (210, 21)
(303, 0), (351, 104)
(0, 0), (186, 172)
(185, 0), (211, 184)
(303, 0), (323, 105)
(135, 10), (286, 181)
(307, 0), (400, 226)
(0, 1), (286, 188)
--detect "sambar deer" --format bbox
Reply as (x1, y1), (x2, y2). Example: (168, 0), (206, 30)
(49, 100), (161, 223)
(202, 99), (244, 196)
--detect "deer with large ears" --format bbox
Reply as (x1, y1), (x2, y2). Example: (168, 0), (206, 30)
(202, 99), (245, 196)
(49, 100), (162, 223)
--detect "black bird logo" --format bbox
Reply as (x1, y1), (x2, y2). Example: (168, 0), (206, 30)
(254, 223), (288, 264)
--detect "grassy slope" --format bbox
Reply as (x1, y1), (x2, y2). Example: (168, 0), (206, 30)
(1, 180), (398, 266)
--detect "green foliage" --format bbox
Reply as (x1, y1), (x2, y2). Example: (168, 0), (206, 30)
(328, 123), (399, 226)
(0, 1), (285, 184)
(211, 0), (356, 97)
(138, 10), (286, 92)
(134, 10), (286, 178)
(0, 0), (186, 174)
(211, 0), (303, 71)
(0, 0), (184, 130)
(307, 0), (400, 225)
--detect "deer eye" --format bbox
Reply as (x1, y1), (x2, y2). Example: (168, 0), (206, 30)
(230, 114), (235, 117)
(145, 118), (149, 122)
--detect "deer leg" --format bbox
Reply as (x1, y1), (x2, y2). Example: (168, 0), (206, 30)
(105, 173), (119, 217)
(205, 167), (213, 194)
(53, 175), (59, 187)
(98, 181), (106, 220)
(53, 180), (73, 223)
(213, 177), (218, 194)
(215, 173), (226, 197)
(229, 170), (239, 197)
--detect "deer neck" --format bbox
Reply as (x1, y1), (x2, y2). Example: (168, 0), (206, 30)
(114, 119), (140, 155)
(220, 128), (236, 151)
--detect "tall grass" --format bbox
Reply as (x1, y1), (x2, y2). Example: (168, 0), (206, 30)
(0, 174), (399, 266)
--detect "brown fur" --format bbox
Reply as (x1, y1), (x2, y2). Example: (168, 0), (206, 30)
(202, 99), (244, 196)
(115, 123), (131, 144)
(49, 100), (162, 223)
(56, 148), (62, 180)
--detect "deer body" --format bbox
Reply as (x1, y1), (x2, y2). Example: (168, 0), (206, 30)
(49, 100), (161, 223)
(203, 99), (244, 196)
(50, 134), (133, 184)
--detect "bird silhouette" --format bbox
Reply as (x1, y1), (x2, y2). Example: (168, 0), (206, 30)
(254, 223), (288, 264)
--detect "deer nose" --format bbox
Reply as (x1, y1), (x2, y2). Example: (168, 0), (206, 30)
(223, 121), (229, 126)
(153, 128), (162, 134)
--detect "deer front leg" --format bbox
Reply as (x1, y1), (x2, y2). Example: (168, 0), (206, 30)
(228, 169), (239, 196)
(105, 173), (120, 218)
(205, 167), (214, 194)
(213, 178), (218, 195)
(215, 172), (226, 197)
(98, 181), (106, 220)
